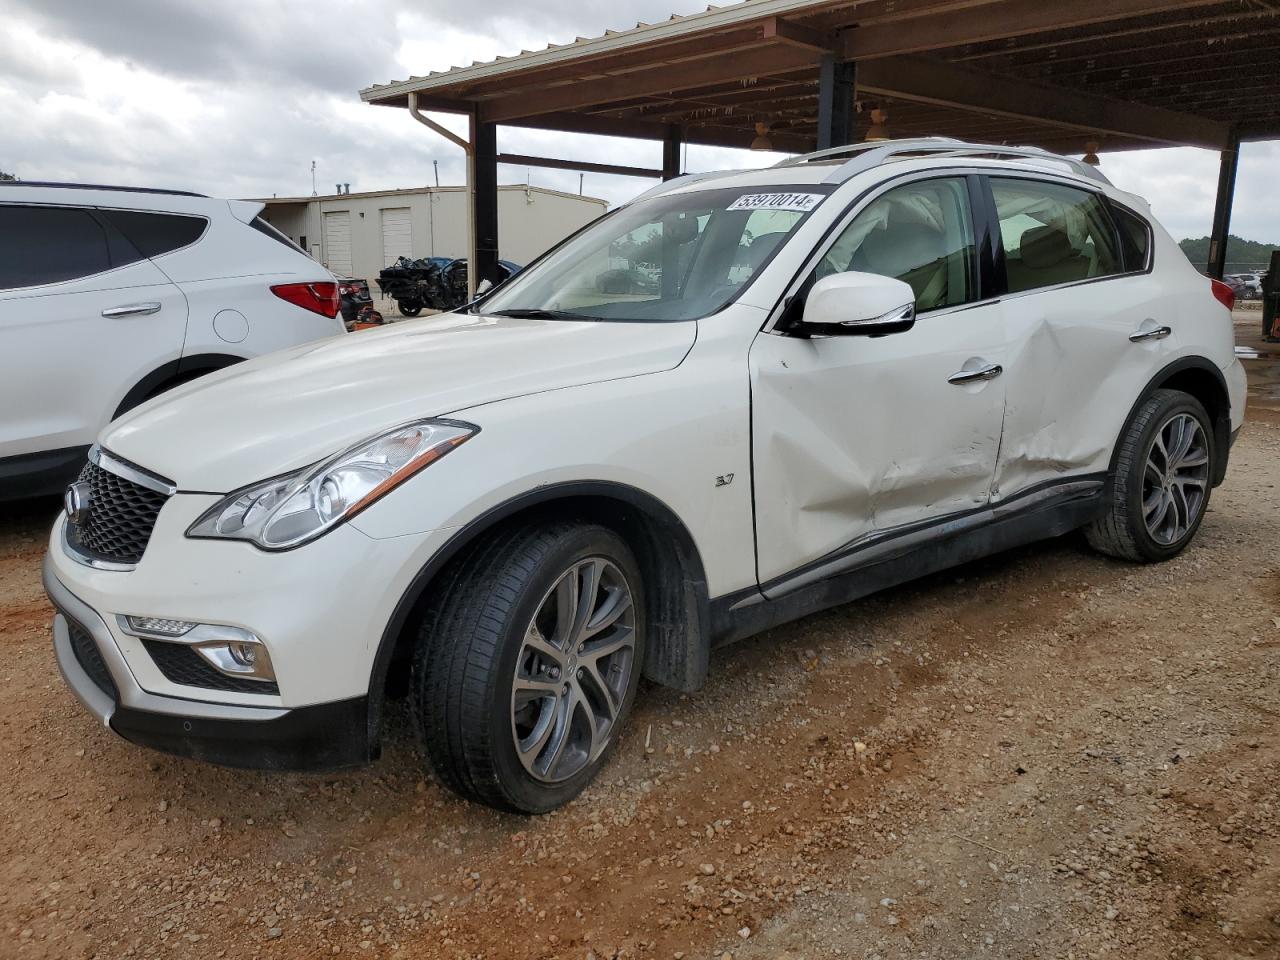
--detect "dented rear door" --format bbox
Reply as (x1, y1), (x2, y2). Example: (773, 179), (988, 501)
(994, 272), (1178, 497)
(749, 305), (1006, 589)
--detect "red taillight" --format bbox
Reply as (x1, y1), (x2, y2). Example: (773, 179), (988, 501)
(1210, 278), (1236, 311)
(271, 282), (340, 318)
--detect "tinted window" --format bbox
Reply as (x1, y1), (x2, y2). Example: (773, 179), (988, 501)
(252, 215), (302, 251)
(1112, 205), (1152, 272)
(991, 178), (1122, 294)
(810, 177), (977, 312)
(0, 205), (112, 289)
(100, 209), (206, 258)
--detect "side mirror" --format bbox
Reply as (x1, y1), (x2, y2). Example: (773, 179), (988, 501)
(797, 271), (917, 336)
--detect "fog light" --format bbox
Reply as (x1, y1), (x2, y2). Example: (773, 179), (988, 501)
(229, 642), (257, 667)
(125, 616), (196, 637)
(118, 616), (276, 684)
(195, 637), (275, 681)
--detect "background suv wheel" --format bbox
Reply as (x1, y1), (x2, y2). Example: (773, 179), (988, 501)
(1086, 388), (1214, 563)
(412, 522), (644, 813)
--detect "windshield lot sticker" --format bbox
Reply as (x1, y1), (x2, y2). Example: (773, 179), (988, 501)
(727, 192), (824, 213)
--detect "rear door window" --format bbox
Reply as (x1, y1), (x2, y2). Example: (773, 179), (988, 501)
(990, 178), (1122, 294)
(99, 209), (206, 258)
(0, 205), (113, 289)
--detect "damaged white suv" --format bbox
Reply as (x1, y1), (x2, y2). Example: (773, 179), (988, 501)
(45, 139), (1246, 813)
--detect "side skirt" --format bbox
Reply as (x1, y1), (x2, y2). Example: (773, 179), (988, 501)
(710, 481), (1105, 648)
(0, 445), (90, 502)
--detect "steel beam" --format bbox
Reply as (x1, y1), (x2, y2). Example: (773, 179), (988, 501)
(472, 120), (500, 290)
(497, 153), (663, 179)
(662, 126), (682, 180)
(1207, 129), (1241, 281)
(816, 55), (856, 150)
(842, 0), (1224, 60)
(856, 55), (1231, 149)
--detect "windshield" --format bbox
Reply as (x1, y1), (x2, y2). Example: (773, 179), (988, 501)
(478, 185), (831, 322)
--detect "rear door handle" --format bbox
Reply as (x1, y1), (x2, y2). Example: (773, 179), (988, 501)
(1129, 324), (1171, 342)
(948, 362), (1003, 385)
(102, 302), (161, 319)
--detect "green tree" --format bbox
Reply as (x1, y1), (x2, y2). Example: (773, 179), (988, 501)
(1178, 234), (1277, 271)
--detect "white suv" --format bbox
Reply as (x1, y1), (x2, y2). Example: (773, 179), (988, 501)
(0, 182), (345, 500)
(43, 140), (1246, 813)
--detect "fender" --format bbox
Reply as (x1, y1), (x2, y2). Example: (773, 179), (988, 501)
(1111, 355), (1231, 486)
(365, 480), (712, 751)
(112, 353), (246, 420)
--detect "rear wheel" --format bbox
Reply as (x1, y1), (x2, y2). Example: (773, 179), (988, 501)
(412, 523), (644, 813)
(1085, 388), (1213, 563)
(397, 300), (422, 317)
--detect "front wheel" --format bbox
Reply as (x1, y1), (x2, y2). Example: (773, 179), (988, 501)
(397, 300), (422, 317)
(412, 523), (644, 813)
(1086, 388), (1214, 563)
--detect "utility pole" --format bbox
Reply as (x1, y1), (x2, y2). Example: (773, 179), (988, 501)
(310, 160), (317, 197)
(579, 172), (584, 195)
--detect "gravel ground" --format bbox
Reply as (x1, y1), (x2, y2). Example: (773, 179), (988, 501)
(1, 315), (1277, 960)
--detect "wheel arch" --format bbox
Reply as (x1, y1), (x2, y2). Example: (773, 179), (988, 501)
(1114, 356), (1232, 488)
(366, 481), (713, 751)
(112, 353), (246, 420)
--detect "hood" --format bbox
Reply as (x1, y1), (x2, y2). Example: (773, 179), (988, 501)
(103, 312), (696, 491)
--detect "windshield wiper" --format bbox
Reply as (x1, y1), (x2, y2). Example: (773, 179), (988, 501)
(487, 308), (601, 321)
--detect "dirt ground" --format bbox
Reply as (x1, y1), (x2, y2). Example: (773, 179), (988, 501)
(2, 311), (1278, 960)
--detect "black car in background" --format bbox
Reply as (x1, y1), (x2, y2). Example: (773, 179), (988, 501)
(338, 278), (374, 324)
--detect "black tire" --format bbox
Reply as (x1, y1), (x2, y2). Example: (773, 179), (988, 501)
(397, 300), (422, 317)
(411, 522), (645, 813)
(1085, 388), (1214, 563)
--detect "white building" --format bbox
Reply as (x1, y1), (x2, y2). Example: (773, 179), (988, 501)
(257, 185), (608, 282)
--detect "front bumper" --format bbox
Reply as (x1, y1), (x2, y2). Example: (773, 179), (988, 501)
(45, 554), (374, 770)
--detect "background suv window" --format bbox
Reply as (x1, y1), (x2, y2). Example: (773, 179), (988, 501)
(811, 177), (977, 312)
(99, 209), (206, 258)
(0, 205), (113, 289)
(991, 179), (1122, 293)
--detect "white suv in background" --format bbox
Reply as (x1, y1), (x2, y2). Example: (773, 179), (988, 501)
(43, 140), (1246, 814)
(0, 183), (345, 500)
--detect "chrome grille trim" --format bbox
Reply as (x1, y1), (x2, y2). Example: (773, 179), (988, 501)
(62, 446), (176, 569)
(90, 445), (177, 496)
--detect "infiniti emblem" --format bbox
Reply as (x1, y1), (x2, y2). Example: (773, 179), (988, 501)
(64, 481), (92, 526)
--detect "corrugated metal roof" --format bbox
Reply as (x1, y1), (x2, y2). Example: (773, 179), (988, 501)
(360, 0), (833, 103)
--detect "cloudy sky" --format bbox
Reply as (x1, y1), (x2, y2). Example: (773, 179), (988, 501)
(1, 0), (1276, 244)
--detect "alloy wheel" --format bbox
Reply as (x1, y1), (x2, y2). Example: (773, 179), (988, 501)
(510, 558), (637, 784)
(1142, 412), (1209, 546)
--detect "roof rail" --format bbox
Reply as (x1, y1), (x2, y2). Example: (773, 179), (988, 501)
(777, 137), (1111, 186)
(0, 180), (208, 198)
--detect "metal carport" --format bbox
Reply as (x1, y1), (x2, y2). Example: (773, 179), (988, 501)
(360, 0), (1280, 294)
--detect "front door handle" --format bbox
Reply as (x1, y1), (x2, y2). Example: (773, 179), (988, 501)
(1129, 324), (1171, 342)
(101, 302), (161, 319)
(948, 362), (1003, 385)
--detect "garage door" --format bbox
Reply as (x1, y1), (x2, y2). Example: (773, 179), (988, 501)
(380, 207), (413, 267)
(322, 211), (352, 277)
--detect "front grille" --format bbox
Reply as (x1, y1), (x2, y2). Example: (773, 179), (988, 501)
(67, 619), (117, 700)
(67, 459), (169, 565)
(143, 640), (279, 696)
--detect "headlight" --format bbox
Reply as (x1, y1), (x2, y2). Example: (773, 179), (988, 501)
(187, 419), (477, 549)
